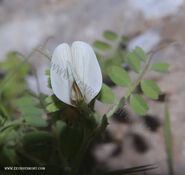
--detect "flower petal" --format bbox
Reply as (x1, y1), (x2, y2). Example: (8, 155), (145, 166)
(50, 43), (73, 105)
(71, 41), (102, 103)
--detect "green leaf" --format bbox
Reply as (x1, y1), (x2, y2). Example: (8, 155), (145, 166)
(39, 93), (48, 107)
(141, 80), (161, 99)
(16, 96), (47, 127)
(46, 95), (67, 112)
(103, 30), (118, 41)
(108, 66), (131, 87)
(127, 52), (141, 73)
(47, 77), (51, 88)
(134, 46), (147, 62)
(23, 131), (52, 145)
(0, 115), (5, 126)
(104, 58), (121, 75)
(96, 53), (104, 66)
(45, 95), (53, 104)
(121, 36), (129, 46)
(0, 105), (9, 119)
(25, 116), (48, 127)
(46, 103), (60, 112)
(16, 96), (43, 117)
(0, 52), (31, 118)
(45, 69), (50, 75)
(16, 96), (38, 107)
(0, 147), (16, 165)
(130, 94), (149, 115)
(19, 106), (43, 117)
(93, 41), (111, 51)
(151, 62), (169, 73)
(98, 83), (115, 104)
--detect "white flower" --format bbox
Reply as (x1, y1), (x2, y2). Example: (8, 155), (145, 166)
(50, 41), (102, 106)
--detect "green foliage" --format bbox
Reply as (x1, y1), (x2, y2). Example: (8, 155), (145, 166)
(16, 96), (48, 127)
(130, 94), (149, 115)
(93, 30), (129, 85)
(45, 95), (67, 113)
(47, 77), (52, 89)
(151, 62), (169, 73)
(0, 104), (9, 119)
(0, 146), (16, 166)
(0, 127), (21, 148)
(93, 41), (111, 51)
(57, 120), (83, 159)
(0, 30), (170, 174)
(0, 52), (30, 76)
(22, 131), (52, 146)
(103, 30), (118, 41)
(127, 52), (141, 73)
(25, 116), (47, 128)
(141, 80), (161, 99)
(16, 96), (38, 107)
(98, 83), (115, 104)
(103, 57), (123, 77)
(106, 97), (125, 119)
(22, 131), (53, 162)
(121, 36), (129, 46)
(0, 52), (31, 117)
(46, 103), (60, 112)
(45, 69), (50, 75)
(133, 46), (147, 62)
(0, 115), (4, 126)
(108, 66), (131, 87)
(0, 126), (22, 167)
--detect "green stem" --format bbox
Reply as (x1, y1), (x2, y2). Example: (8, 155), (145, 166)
(124, 56), (153, 99)
(107, 55), (153, 119)
(69, 128), (90, 175)
(34, 48), (51, 60)
(52, 124), (68, 169)
(164, 101), (174, 175)
(69, 105), (96, 175)
(124, 43), (170, 100)
(106, 97), (125, 119)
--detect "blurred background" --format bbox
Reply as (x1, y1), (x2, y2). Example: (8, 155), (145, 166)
(1, 0), (185, 174)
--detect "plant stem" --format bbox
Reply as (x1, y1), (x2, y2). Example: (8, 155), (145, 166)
(34, 48), (51, 60)
(51, 124), (68, 168)
(124, 56), (153, 100)
(164, 100), (174, 175)
(69, 105), (96, 175)
(69, 128), (91, 175)
(106, 55), (153, 119)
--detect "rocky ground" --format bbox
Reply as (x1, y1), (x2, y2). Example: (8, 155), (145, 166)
(1, 0), (185, 174)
